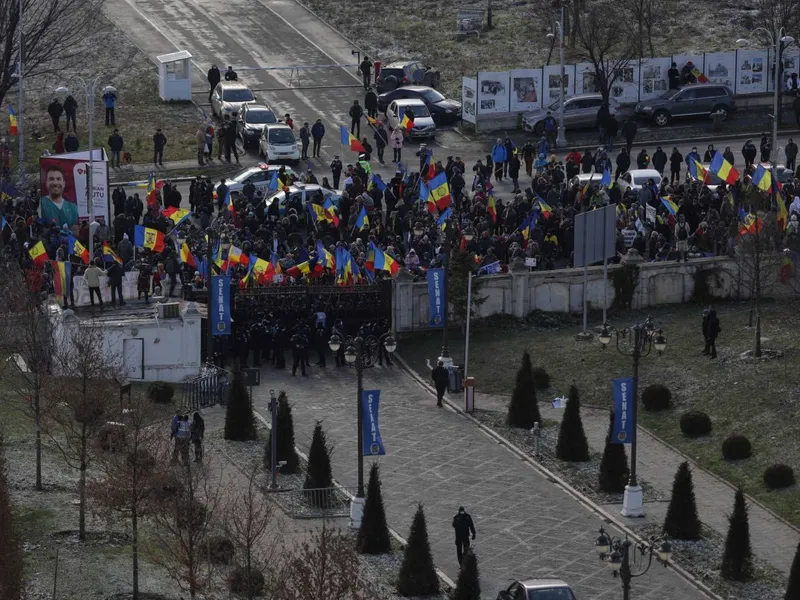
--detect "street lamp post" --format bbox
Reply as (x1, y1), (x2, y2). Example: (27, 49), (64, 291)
(595, 527), (672, 600)
(329, 331), (396, 527)
(737, 29), (795, 161)
(203, 230), (230, 366)
(546, 6), (567, 148)
(439, 236), (452, 366)
(598, 316), (666, 517)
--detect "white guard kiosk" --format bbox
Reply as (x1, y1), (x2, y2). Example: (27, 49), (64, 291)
(157, 51), (193, 101)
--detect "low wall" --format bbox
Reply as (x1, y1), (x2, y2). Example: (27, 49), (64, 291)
(394, 257), (745, 332)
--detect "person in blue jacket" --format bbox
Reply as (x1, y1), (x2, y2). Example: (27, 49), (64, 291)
(685, 146), (701, 170)
(536, 136), (550, 159)
(491, 138), (507, 181)
(103, 89), (117, 126)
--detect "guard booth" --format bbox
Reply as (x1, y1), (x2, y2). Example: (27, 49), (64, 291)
(157, 51), (193, 101)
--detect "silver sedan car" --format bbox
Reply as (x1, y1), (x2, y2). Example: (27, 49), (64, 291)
(522, 94), (619, 135)
(496, 579), (577, 600)
(210, 82), (257, 119)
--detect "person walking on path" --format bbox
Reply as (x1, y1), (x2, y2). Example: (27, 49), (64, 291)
(431, 360), (449, 407)
(153, 128), (167, 166)
(452, 506), (476, 565)
(365, 87), (378, 119)
(207, 64), (221, 103)
(191, 412), (205, 463)
(175, 414), (192, 466)
(311, 119), (325, 158)
(359, 56), (372, 89)
(349, 100), (363, 138)
(64, 95), (78, 131)
(390, 127), (404, 163)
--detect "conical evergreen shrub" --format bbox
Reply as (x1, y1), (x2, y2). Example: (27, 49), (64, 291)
(263, 391), (300, 474)
(599, 409), (629, 493)
(663, 462), (702, 540)
(224, 366), (257, 441)
(555, 386), (590, 462)
(357, 463), (391, 554)
(507, 351), (541, 429)
(786, 541), (800, 600)
(397, 504), (440, 597)
(452, 549), (480, 600)
(303, 422), (333, 509)
(721, 489), (753, 581)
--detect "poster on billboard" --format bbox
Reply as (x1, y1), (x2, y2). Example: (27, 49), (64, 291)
(609, 63), (639, 103)
(39, 149), (110, 229)
(779, 49), (800, 91)
(639, 57), (672, 101)
(574, 63), (599, 95)
(704, 52), (736, 89)
(542, 64), (575, 105)
(477, 72), (510, 114)
(672, 54), (705, 84)
(509, 69), (542, 111)
(736, 49), (768, 94)
(461, 77), (477, 123)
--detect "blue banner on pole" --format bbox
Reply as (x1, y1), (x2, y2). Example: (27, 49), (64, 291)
(361, 389), (386, 456)
(427, 268), (446, 328)
(210, 275), (232, 336)
(612, 377), (635, 444)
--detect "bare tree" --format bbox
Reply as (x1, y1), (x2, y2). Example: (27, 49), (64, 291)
(574, 2), (637, 102)
(44, 323), (117, 540)
(282, 525), (374, 600)
(618, 0), (657, 57)
(0, 0), (104, 107)
(0, 264), (55, 491)
(0, 433), (24, 600)
(88, 394), (166, 600)
(224, 465), (285, 600)
(148, 461), (223, 600)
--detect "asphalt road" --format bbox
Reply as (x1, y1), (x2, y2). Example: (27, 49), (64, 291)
(109, 0), (798, 200)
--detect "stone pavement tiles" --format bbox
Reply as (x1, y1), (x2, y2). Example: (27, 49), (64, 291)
(249, 363), (708, 600)
(474, 391), (800, 577)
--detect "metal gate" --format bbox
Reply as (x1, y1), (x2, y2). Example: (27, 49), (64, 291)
(184, 365), (229, 411)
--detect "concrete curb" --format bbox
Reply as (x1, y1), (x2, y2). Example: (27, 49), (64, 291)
(393, 353), (724, 600)
(252, 409), (456, 590)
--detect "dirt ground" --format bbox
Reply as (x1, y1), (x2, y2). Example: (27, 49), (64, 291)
(4, 14), (204, 179)
(400, 300), (800, 527)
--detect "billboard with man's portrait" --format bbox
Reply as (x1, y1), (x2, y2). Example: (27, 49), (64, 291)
(39, 148), (110, 228)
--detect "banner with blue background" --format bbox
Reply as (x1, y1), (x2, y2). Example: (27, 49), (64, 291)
(210, 275), (231, 336)
(427, 268), (446, 328)
(361, 389), (386, 456)
(612, 377), (634, 444)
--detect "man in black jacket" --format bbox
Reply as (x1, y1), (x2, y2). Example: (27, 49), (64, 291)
(580, 148), (594, 174)
(669, 147), (683, 184)
(107, 260), (125, 306)
(364, 88), (378, 119)
(452, 506), (476, 565)
(330, 156), (343, 189)
(108, 129), (124, 168)
(359, 56), (372, 89)
(373, 122), (388, 164)
(652, 146), (667, 175)
(48, 98), (63, 133)
(615, 148), (630, 181)
(786, 138), (798, 172)
(349, 100), (363, 138)
(431, 360), (449, 407)
(63, 95), (78, 131)
(153, 128), (167, 166)
(207, 65), (221, 102)
(311, 119), (325, 158)
(621, 119), (638, 154)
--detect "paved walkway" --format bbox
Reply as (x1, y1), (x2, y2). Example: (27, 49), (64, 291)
(472, 391), (800, 576)
(250, 363), (707, 600)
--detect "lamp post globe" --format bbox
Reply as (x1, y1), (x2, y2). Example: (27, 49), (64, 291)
(383, 335), (397, 354)
(328, 334), (342, 353)
(344, 345), (357, 364)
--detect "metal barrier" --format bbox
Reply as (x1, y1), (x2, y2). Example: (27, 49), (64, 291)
(184, 365), (229, 411)
(282, 486), (358, 519)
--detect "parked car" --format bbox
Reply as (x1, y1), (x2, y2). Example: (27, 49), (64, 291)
(212, 163), (296, 200)
(263, 184), (344, 217)
(522, 95), (620, 135)
(377, 86), (461, 124)
(259, 124), (300, 164)
(210, 82), (257, 119)
(634, 84), (736, 127)
(386, 99), (436, 139)
(237, 104), (278, 148)
(376, 60), (440, 93)
(617, 169), (663, 193)
(496, 579), (577, 600)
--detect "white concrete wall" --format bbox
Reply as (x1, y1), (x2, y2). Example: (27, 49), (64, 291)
(394, 257), (745, 332)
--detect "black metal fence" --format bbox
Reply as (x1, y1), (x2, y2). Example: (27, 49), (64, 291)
(184, 365), (229, 411)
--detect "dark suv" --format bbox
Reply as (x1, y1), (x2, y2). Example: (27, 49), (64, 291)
(634, 84), (736, 127)
(376, 60), (441, 93)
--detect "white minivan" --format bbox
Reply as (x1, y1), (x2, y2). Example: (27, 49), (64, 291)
(259, 124), (300, 164)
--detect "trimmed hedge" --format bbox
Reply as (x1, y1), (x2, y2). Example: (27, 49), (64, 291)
(202, 536), (235, 565)
(641, 384), (672, 412)
(680, 411), (712, 437)
(147, 381), (175, 404)
(532, 367), (550, 390)
(763, 464), (795, 489)
(722, 435), (752, 461)
(228, 566), (265, 596)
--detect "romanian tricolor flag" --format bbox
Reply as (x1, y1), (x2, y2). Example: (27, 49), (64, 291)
(487, 194), (497, 223)
(67, 235), (90, 264)
(521, 210), (539, 242)
(689, 160), (710, 183)
(8, 105), (18, 136)
(307, 201), (327, 224)
(739, 214), (763, 237)
(162, 207), (192, 227)
(366, 115), (380, 127)
(536, 195), (552, 219)
(581, 173), (594, 201)
(28, 241), (47, 267)
(286, 260), (322, 279)
(354, 205), (368, 231)
(247, 254), (274, 284)
(437, 206), (452, 231)
(102, 242), (123, 264)
(368, 242), (400, 276)
(227, 245), (249, 267)
(400, 113), (414, 132)
(751, 164), (772, 192)
(420, 180), (436, 216)
(180, 242), (197, 268)
(134, 225), (165, 252)
(340, 125), (365, 153)
(322, 197), (340, 226)
(146, 172), (159, 208)
(223, 189), (236, 218)
(316, 241), (335, 270)
(428, 172), (451, 211)
(777, 194), (788, 231)
(50, 261), (71, 297)
(708, 152), (739, 185)
(691, 67), (708, 84)
(423, 152), (436, 180)
(661, 196), (679, 215)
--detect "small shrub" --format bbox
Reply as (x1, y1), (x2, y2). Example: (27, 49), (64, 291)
(722, 435), (752, 461)
(98, 423), (127, 452)
(147, 381), (175, 404)
(532, 367), (550, 390)
(680, 411), (712, 437)
(228, 566), (265, 596)
(764, 464), (795, 490)
(202, 535), (235, 565)
(641, 384), (672, 412)
(507, 352), (541, 429)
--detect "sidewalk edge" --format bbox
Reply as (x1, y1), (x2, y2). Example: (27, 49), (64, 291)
(393, 354), (724, 600)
